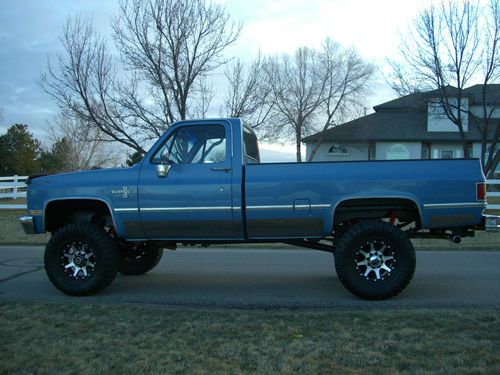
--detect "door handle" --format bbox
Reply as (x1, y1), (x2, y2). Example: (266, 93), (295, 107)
(211, 167), (231, 172)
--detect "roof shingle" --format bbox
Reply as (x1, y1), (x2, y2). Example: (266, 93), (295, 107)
(303, 85), (500, 144)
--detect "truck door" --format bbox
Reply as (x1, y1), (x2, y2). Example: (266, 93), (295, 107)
(138, 123), (238, 239)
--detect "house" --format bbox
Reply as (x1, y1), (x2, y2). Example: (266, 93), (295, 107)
(302, 85), (499, 170)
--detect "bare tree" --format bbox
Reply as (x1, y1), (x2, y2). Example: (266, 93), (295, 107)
(307, 39), (374, 162)
(474, 0), (500, 176)
(40, 0), (240, 154)
(266, 40), (373, 162)
(112, 0), (240, 121)
(267, 47), (326, 162)
(40, 16), (147, 152)
(222, 53), (276, 139)
(47, 114), (124, 170)
(192, 74), (216, 119)
(389, 0), (500, 175)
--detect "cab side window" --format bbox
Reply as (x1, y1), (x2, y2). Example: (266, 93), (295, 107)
(152, 125), (226, 164)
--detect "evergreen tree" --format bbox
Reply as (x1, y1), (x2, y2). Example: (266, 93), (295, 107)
(0, 124), (41, 175)
(40, 137), (72, 173)
(125, 151), (143, 167)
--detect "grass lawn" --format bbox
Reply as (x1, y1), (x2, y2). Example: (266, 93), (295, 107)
(0, 209), (49, 245)
(0, 302), (498, 374)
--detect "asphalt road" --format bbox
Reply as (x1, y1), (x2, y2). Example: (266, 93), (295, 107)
(1, 246), (499, 309)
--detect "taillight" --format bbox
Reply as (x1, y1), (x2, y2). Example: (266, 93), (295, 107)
(477, 182), (487, 201)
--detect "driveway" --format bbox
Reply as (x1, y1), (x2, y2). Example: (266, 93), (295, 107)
(1, 246), (499, 309)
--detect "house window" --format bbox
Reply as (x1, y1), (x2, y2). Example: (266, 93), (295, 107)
(386, 143), (410, 160)
(440, 149), (454, 159)
(328, 144), (349, 155)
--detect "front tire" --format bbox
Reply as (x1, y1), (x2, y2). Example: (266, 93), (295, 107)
(334, 220), (416, 300)
(44, 223), (119, 296)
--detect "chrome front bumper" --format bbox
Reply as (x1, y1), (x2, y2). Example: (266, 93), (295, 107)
(19, 215), (35, 235)
(484, 214), (500, 232)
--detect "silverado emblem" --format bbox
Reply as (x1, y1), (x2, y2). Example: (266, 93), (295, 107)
(111, 186), (131, 199)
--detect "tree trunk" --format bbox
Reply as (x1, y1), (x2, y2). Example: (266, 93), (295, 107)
(486, 150), (500, 178)
(295, 127), (302, 163)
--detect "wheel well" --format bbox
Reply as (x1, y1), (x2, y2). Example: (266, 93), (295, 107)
(44, 199), (113, 233)
(334, 198), (421, 229)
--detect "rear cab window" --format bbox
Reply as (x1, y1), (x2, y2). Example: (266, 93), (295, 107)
(243, 126), (260, 164)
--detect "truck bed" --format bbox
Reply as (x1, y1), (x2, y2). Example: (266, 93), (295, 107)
(244, 159), (486, 239)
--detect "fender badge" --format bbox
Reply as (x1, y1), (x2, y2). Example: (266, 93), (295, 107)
(111, 186), (132, 199)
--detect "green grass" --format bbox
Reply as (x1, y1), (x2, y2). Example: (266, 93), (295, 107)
(0, 209), (49, 245)
(0, 302), (498, 374)
(0, 197), (27, 205)
(411, 230), (500, 250)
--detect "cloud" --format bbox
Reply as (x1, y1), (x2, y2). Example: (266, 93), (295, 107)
(259, 143), (296, 162)
(0, 0), (119, 139)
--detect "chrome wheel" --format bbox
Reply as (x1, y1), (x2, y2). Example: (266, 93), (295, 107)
(355, 240), (396, 282)
(335, 220), (416, 300)
(45, 223), (119, 296)
(60, 241), (96, 280)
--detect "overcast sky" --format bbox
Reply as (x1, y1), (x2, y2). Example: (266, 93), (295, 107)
(0, 0), (432, 158)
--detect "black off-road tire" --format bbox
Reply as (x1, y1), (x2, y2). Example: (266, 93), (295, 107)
(44, 223), (119, 296)
(334, 220), (416, 300)
(119, 245), (163, 275)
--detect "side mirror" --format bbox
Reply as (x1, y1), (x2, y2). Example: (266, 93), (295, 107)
(156, 150), (171, 178)
(156, 164), (171, 178)
(160, 150), (170, 164)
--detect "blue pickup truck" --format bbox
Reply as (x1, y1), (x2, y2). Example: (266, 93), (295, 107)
(20, 118), (499, 300)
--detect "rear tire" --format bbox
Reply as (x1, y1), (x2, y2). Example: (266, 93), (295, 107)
(119, 244), (163, 275)
(44, 223), (119, 296)
(334, 220), (416, 300)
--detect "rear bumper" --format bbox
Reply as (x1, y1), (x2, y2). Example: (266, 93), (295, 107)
(483, 214), (500, 232)
(19, 215), (35, 235)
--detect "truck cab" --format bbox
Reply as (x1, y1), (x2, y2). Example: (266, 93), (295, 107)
(137, 119), (247, 240)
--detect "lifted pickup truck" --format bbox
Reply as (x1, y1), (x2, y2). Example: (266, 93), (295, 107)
(20, 118), (499, 300)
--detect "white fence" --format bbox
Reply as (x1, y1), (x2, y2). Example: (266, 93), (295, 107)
(0, 175), (499, 210)
(487, 179), (500, 210)
(0, 175), (28, 209)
